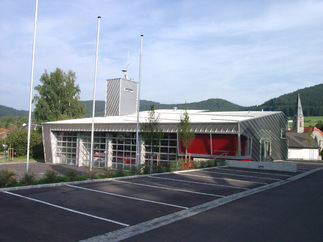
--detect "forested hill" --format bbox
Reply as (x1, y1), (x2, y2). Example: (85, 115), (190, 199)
(81, 98), (242, 117)
(139, 98), (242, 112)
(83, 84), (322, 116)
(1, 84), (322, 118)
(247, 83), (323, 116)
(0, 105), (28, 118)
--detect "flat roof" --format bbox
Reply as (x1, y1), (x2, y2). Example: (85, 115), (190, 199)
(44, 109), (282, 125)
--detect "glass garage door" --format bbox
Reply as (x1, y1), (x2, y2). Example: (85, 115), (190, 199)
(56, 132), (78, 165)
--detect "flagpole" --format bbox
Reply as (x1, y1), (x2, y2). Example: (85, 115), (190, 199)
(90, 16), (101, 173)
(135, 35), (143, 166)
(26, 0), (39, 174)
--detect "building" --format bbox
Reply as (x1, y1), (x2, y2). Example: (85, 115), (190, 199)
(40, 75), (288, 168)
(287, 93), (321, 160)
(42, 109), (288, 169)
(286, 132), (321, 160)
(304, 126), (323, 150)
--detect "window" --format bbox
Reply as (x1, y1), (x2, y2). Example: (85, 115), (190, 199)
(281, 128), (286, 139)
(79, 132), (107, 168)
(111, 132), (137, 170)
(56, 132), (78, 165)
(124, 88), (134, 93)
(144, 133), (177, 163)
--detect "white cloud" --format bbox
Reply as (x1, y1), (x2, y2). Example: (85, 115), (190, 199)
(0, 0), (323, 110)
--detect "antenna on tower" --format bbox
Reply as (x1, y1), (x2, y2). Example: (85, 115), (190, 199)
(127, 50), (130, 75)
(122, 51), (131, 80)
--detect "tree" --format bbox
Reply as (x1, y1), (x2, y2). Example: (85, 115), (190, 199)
(177, 106), (195, 163)
(141, 105), (163, 165)
(6, 129), (43, 157)
(33, 68), (85, 122)
(316, 121), (323, 132)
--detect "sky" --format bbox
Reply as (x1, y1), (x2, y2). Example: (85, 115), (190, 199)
(1, 0), (323, 111)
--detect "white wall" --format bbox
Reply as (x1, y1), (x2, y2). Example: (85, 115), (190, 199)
(288, 148), (320, 160)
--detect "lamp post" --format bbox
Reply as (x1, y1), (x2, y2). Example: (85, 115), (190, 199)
(90, 16), (101, 173)
(26, 0), (38, 174)
(135, 35), (143, 166)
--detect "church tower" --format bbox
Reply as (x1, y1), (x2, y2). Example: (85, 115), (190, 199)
(292, 93), (304, 133)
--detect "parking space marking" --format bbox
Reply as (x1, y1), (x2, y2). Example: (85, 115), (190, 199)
(113, 179), (225, 198)
(83, 166), (323, 242)
(179, 173), (268, 185)
(200, 170), (282, 181)
(67, 184), (189, 210)
(214, 167), (292, 177)
(147, 175), (249, 190)
(3, 191), (130, 227)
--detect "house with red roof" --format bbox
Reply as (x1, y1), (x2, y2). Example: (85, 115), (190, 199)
(304, 126), (323, 150)
(0, 128), (10, 140)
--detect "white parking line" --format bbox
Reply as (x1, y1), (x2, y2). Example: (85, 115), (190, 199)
(67, 184), (189, 210)
(179, 173), (268, 185)
(113, 179), (224, 198)
(147, 175), (249, 190)
(200, 170), (282, 181)
(3, 191), (129, 227)
(214, 167), (292, 177)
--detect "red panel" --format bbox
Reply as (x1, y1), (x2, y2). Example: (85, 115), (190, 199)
(181, 134), (211, 155)
(181, 134), (247, 158)
(212, 134), (237, 156)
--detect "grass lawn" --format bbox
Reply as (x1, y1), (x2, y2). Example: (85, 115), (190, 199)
(304, 116), (323, 127)
(0, 156), (42, 164)
(288, 116), (323, 128)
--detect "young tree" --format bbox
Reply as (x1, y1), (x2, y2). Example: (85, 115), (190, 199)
(141, 105), (163, 165)
(177, 107), (195, 163)
(33, 68), (85, 122)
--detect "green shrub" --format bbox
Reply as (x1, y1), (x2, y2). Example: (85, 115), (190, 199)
(207, 159), (216, 167)
(102, 167), (113, 178)
(75, 174), (88, 181)
(169, 160), (183, 171)
(115, 168), (125, 177)
(21, 172), (37, 185)
(66, 170), (79, 181)
(55, 176), (69, 183)
(141, 163), (152, 174)
(43, 170), (58, 183)
(88, 170), (96, 179)
(0, 169), (16, 187)
(130, 166), (139, 175)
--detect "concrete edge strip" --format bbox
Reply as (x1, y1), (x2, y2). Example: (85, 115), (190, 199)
(180, 173), (268, 185)
(201, 170), (282, 181)
(217, 166), (292, 177)
(80, 166), (323, 242)
(0, 166), (224, 192)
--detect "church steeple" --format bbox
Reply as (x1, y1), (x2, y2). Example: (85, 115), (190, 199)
(292, 93), (304, 133)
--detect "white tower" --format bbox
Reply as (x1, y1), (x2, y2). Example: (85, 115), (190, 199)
(105, 76), (138, 116)
(292, 93), (304, 133)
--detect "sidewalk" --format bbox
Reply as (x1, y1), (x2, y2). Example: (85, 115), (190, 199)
(0, 162), (91, 178)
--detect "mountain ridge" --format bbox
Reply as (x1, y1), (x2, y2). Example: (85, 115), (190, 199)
(1, 83), (322, 117)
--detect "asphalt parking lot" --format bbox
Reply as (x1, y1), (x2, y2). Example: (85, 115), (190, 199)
(0, 160), (322, 241)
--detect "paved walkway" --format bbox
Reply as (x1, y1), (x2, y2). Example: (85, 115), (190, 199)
(0, 160), (322, 241)
(0, 161), (91, 178)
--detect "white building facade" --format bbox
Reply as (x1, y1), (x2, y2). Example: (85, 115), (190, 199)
(42, 110), (289, 169)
